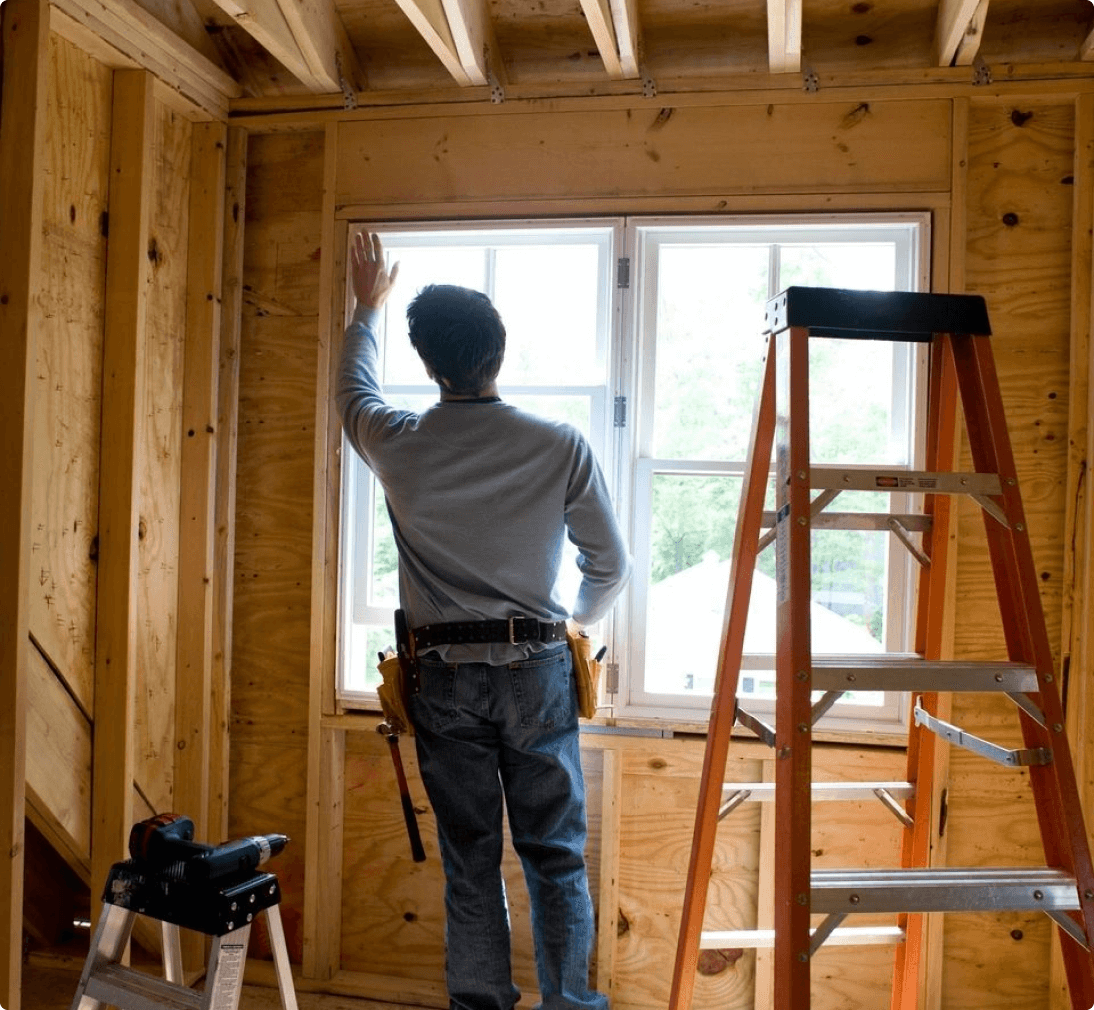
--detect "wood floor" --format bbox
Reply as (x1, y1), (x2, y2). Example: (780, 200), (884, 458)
(23, 960), (403, 1010)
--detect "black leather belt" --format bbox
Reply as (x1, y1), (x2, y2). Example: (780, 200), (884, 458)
(412, 617), (568, 651)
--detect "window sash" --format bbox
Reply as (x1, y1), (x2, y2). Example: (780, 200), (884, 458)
(613, 213), (929, 731)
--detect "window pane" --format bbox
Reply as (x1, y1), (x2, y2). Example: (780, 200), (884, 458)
(506, 394), (591, 436)
(780, 242), (908, 466)
(380, 247), (487, 385)
(493, 245), (605, 384)
(779, 243), (897, 292)
(652, 245), (770, 460)
(348, 623), (395, 692)
(643, 473), (886, 698)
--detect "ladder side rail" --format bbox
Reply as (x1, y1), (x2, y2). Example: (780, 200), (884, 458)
(668, 340), (778, 1010)
(892, 332), (961, 1010)
(772, 325), (814, 1006)
(951, 331), (1094, 1007)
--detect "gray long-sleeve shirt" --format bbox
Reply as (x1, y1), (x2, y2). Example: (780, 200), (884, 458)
(336, 305), (632, 663)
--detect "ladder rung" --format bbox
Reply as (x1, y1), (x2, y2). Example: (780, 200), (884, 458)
(700, 925), (905, 949)
(85, 963), (204, 1010)
(809, 467), (1001, 497)
(721, 781), (914, 802)
(810, 657), (1038, 694)
(810, 867), (1080, 915)
(761, 511), (932, 532)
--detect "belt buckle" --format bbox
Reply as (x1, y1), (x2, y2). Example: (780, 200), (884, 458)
(508, 616), (529, 645)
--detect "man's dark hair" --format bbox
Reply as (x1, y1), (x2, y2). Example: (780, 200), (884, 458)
(407, 284), (506, 396)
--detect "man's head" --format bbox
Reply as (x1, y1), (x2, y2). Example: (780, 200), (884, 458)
(407, 284), (506, 396)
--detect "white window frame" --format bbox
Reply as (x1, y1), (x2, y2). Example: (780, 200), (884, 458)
(336, 212), (931, 739)
(611, 214), (931, 734)
(337, 219), (625, 706)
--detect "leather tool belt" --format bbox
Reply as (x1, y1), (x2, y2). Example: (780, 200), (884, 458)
(412, 616), (568, 652)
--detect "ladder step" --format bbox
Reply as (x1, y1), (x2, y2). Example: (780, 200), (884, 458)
(700, 925), (905, 949)
(810, 657), (1038, 694)
(810, 867), (1080, 915)
(808, 466), (1001, 496)
(85, 963), (204, 1010)
(721, 781), (914, 802)
(765, 286), (991, 342)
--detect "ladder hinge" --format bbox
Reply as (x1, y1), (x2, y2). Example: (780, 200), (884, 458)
(606, 661), (619, 693)
(617, 257), (630, 289)
(613, 396), (627, 428)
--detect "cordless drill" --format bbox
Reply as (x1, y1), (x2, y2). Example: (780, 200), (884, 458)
(128, 813), (289, 884)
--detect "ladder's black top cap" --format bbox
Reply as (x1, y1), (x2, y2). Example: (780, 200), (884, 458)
(764, 286), (992, 342)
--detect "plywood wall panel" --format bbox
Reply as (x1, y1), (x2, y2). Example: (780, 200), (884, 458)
(335, 100), (952, 209)
(25, 645), (91, 859)
(31, 33), (113, 712)
(340, 731), (446, 980)
(231, 130), (326, 963)
(942, 99), (1077, 1010)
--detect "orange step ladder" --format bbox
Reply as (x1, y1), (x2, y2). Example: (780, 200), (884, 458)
(667, 286), (1094, 1010)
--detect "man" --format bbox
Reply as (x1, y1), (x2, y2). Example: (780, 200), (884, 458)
(336, 232), (632, 1010)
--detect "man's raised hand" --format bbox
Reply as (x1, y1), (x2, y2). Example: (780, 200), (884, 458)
(351, 231), (400, 309)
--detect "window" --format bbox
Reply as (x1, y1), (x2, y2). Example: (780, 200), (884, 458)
(338, 222), (620, 703)
(338, 214), (929, 736)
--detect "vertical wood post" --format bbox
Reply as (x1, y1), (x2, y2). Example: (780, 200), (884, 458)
(175, 119), (227, 838)
(209, 126), (248, 845)
(0, 0), (49, 1004)
(303, 121), (346, 980)
(92, 67), (156, 920)
(174, 117), (227, 969)
(1054, 91), (1094, 1010)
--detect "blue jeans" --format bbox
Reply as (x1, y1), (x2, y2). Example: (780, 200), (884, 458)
(411, 645), (607, 1010)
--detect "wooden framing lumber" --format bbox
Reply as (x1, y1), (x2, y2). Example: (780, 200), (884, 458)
(935, 0), (989, 68)
(48, 0), (239, 118)
(273, 0), (365, 94)
(303, 124), (347, 980)
(766, 0), (802, 75)
(1081, 28), (1094, 62)
(390, 0), (474, 86)
(209, 127), (248, 845)
(608, 0), (639, 80)
(0, 1), (49, 1005)
(439, 0), (488, 86)
(175, 116), (227, 862)
(91, 67), (156, 926)
(203, 0), (364, 94)
(951, 0), (988, 68)
(579, 0), (625, 79)
(1055, 91), (1094, 1010)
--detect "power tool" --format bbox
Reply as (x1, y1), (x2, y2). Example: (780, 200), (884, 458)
(128, 813), (289, 885)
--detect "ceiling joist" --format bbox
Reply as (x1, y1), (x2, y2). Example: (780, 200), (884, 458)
(609, 0), (640, 79)
(1080, 24), (1094, 61)
(439, 0), (488, 85)
(207, 0), (364, 93)
(767, 0), (802, 75)
(951, 0), (989, 66)
(936, 0), (990, 67)
(579, 0), (625, 78)
(390, 0), (473, 85)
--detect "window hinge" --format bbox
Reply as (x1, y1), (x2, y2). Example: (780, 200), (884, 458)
(616, 257), (630, 289)
(613, 396), (627, 428)
(606, 661), (619, 694)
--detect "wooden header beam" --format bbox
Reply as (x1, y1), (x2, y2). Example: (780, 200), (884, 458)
(0, 1), (50, 1006)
